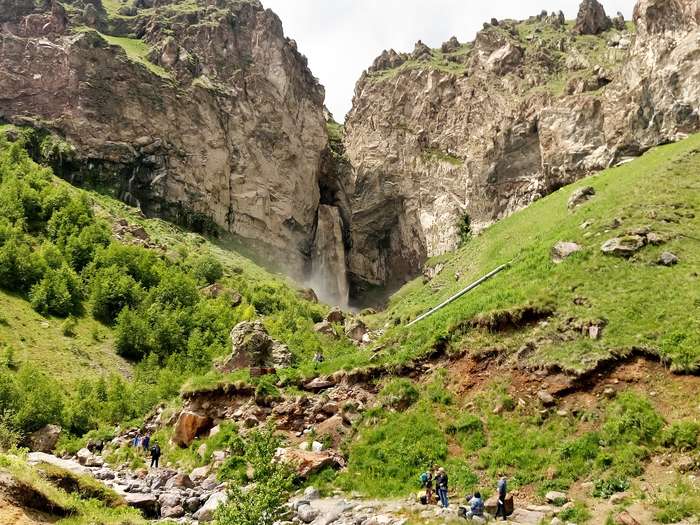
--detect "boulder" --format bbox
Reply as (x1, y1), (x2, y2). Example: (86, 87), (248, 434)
(195, 491), (228, 522)
(551, 242), (582, 263)
(441, 36), (461, 53)
(303, 486), (320, 500)
(345, 319), (368, 342)
(297, 503), (320, 523)
(27, 424), (61, 453)
(573, 0), (612, 35)
(190, 465), (210, 483)
(509, 507), (547, 524)
(545, 491), (568, 504)
(165, 473), (193, 489)
(537, 390), (556, 406)
(27, 452), (88, 475)
(172, 411), (211, 447)
(125, 493), (160, 518)
(184, 496), (202, 513)
(304, 377), (335, 391)
(615, 511), (642, 525)
(411, 40), (432, 60)
(485, 494), (514, 516)
(75, 448), (103, 467)
(161, 504), (185, 518)
(658, 251), (679, 266)
(219, 321), (290, 371)
(314, 320), (336, 336)
(601, 236), (646, 257)
(325, 307), (345, 324)
(612, 11), (626, 30)
(567, 186), (596, 209)
(274, 448), (345, 478)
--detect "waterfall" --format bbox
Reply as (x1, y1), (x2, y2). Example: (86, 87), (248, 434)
(123, 172), (142, 210)
(310, 205), (349, 307)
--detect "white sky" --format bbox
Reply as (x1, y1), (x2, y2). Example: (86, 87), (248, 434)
(262, 0), (637, 121)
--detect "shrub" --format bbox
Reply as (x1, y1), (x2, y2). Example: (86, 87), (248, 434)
(62, 316), (78, 337)
(0, 237), (46, 293)
(661, 421), (700, 451)
(63, 222), (111, 271)
(190, 254), (224, 285)
(89, 243), (163, 289)
(558, 501), (592, 523)
(593, 476), (630, 498)
(114, 307), (152, 360)
(29, 265), (84, 317)
(90, 265), (144, 324)
(379, 378), (419, 411)
(602, 392), (664, 446)
(0, 412), (21, 451)
(147, 269), (198, 308)
(12, 365), (64, 434)
(446, 414), (487, 450)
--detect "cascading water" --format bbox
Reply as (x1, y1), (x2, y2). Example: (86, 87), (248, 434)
(309, 205), (350, 308)
(122, 172), (142, 209)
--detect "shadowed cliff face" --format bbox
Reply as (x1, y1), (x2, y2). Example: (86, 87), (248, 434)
(0, 0), (327, 278)
(342, 0), (700, 294)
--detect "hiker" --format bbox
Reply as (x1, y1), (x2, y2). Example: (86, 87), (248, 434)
(495, 476), (508, 521)
(464, 491), (484, 520)
(94, 439), (104, 454)
(313, 351), (324, 369)
(150, 442), (161, 469)
(131, 433), (140, 448)
(142, 433), (150, 453)
(435, 467), (449, 508)
(419, 468), (435, 505)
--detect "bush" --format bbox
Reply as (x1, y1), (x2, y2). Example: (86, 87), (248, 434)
(190, 254), (224, 285)
(90, 265), (144, 324)
(62, 316), (78, 337)
(114, 307), (152, 360)
(446, 414), (486, 450)
(89, 243), (163, 289)
(593, 476), (630, 499)
(64, 222), (111, 271)
(379, 378), (419, 411)
(12, 365), (64, 434)
(147, 269), (198, 308)
(654, 478), (700, 524)
(29, 265), (84, 317)
(661, 421), (700, 451)
(558, 501), (591, 523)
(602, 392), (664, 446)
(0, 237), (46, 293)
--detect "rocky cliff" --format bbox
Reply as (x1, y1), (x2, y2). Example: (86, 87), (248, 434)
(0, 0), (333, 281)
(343, 0), (700, 295)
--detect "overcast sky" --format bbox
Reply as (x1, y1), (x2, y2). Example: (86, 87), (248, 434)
(262, 0), (637, 121)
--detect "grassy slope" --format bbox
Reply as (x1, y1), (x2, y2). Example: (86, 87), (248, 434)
(363, 134), (700, 375)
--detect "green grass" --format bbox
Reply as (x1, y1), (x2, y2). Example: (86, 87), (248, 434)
(370, 134), (700, 374)
(654, 477), (700, 523)
(99, 33), (170, 78)
(0, 291), (130, 385)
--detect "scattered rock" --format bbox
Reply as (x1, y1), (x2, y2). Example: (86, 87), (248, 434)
(172, 411), (211, 447)
(658, 251), (679, 266)
(124, 493), (160, 519)
(551, 241), (582, 263)
(345, 319), (368, 342)
(26, 424), (61, 453)
(314, 320), (336, 336)
(194, 491), (228, 522)
(297, 503), (320, 523)
(545, 491), (568, 504)
(615, 510), (642, 525)
(274, 448), (345, 478)
(601, 235), (646, 257)
(325, 308), (346, 324)
(568, 186), (596, 209)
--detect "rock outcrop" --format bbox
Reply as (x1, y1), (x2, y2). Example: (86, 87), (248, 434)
(219, 321), (292, 371)
(0, 0), (328, 279)
(341, 0), (700, 292)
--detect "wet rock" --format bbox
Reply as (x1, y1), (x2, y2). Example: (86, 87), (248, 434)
(601, 236), (646, 257)
(568, 186), (596, 209)
(27, 424), (61, 453)
(658, 251), (679, 266)
(551, 241), (582, 263)
(573, 0), (612, 35)
(172, 411), (211, 447)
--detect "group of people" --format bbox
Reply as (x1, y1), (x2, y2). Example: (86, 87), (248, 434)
(420, 467), (510, 521)
(130, 432), (161, 468)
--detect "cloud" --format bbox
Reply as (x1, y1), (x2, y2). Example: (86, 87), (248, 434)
(262, 0), (637, 120)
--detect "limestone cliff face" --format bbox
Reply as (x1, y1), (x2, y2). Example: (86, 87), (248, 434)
(344, 0), (700, 293)
(0, 0), (327, 277)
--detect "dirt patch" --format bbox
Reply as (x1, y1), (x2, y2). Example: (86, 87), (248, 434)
(0, 499), (54, 525)
(469, 305), (554, 333)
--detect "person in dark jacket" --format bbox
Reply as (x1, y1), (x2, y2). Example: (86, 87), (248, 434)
(150, 442), (161, 469)
(495, 476), (508, 521)
(435, 467), (449, 508)
(142, 433), (151, 453)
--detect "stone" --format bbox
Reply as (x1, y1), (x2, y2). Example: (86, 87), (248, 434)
(190, 466), (210, 483)
(551, 242), (582, 263)
(304, 377), (335, 391)
(658, 251), (679, 266)
(345, 319), (368, 342)
(509, 507), (547, 524)
(75, 448), (103, 467)
(615, 510), (642, 525)
(677, 456), (697, 473)
(274, 448), (345, 478)
(573, 0), (612, 35)
(165, 473), (194, 489)
(545, 491), (568, 504)
(161, 504), (185, 518)
(303, 486), (320, 500)
(314, 320), (336, 336)
(195, 491), (228, 522)
(219, 321), (290, 371)
(26, 424), (61, 453)
(172, 411), (211, 447)
(325, 308), (346, 324)
(485, 494), (514, 515)
(568, 186), (596, 209)
(411, 40), (432, 60)
(441, 36), (461, 53)
(601, 236), (646, 257)
(184, 496), (202, 513)
(297, 503), (320, 523)
(551, 518), (563, 525)
(603, 387), (616, 398)
(609, 492), (628, 504)
(537, 390), (556, 406)
(124, 493), (160, 519)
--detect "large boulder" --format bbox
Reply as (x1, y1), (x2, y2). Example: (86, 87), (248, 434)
(601, 236), (646, 257)
(125, 493), (160, 518)
(194, 491), (228, 522)
(274, 448), (345, 478)
(568, 186), (596, 209)
(485, 493), (514, 515)
(219, 321), (291, 371)
(344, 319), (368, 342)
(172, 411), (211, 447)
(551, 242), (581, 263)
(26, 424), (61, 453)
(573, 0), (612, 35)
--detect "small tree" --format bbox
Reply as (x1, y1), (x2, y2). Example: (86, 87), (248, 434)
(29, 264), (84, 317)
(190, 254), (224, 285)
(457, 213), (472, 247)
